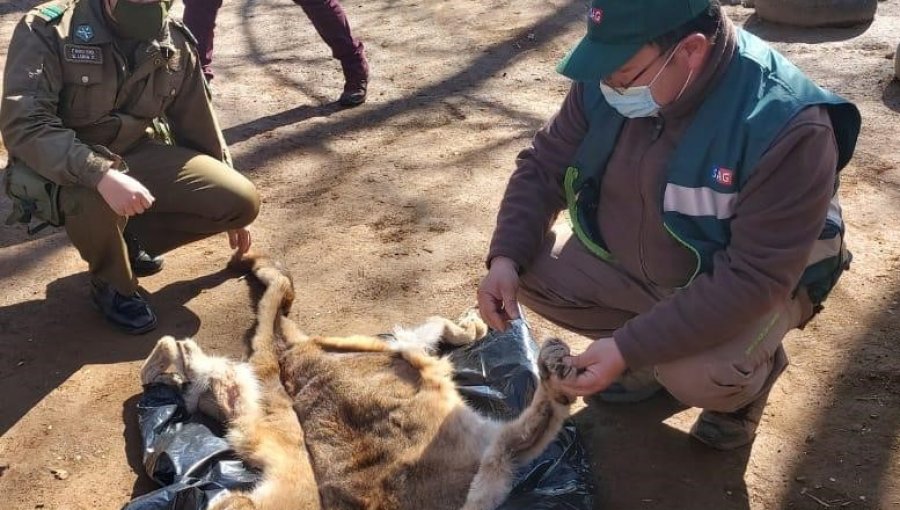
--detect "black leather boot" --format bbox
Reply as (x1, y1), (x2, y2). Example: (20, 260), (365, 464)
(124, 231), (164, 277)
(90, 279), (158, 335)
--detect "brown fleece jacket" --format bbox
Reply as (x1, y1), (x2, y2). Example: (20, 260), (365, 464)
(487, 16), (839, 369)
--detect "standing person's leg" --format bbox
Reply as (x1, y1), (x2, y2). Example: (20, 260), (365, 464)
(292, 0), (369, 106)
(183, 0), (225, 81)
(122, 141), (259, 257)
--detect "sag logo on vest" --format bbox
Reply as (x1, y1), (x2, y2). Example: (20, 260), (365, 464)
(711, 166), (734, 186)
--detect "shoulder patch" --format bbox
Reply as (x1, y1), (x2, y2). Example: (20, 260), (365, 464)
(31, 2), (68, 22)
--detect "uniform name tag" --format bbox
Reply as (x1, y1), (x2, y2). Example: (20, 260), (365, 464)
(63, 44), (103, 65)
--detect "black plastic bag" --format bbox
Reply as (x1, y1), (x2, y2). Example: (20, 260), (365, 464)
(448, 319), (594, 510)
(123, 318), (594, 510)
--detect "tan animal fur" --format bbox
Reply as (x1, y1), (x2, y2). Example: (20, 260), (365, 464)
(140, 253), (576, 510)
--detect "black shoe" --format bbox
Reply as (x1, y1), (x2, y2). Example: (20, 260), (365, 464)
(124, 232), (164, 277)
(90, 279), (158, 335)
(339, 79), (367, 107)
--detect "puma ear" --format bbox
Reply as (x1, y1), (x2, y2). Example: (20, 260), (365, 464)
(140, 336), (182, 386)
(175, 338), (206, 378)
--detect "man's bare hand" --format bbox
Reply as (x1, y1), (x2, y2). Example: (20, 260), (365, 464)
(228, 227), (252, 255)
(96, 170), (155, 217)
(477, 256), (521, 331)
(558, 337), (627, 396)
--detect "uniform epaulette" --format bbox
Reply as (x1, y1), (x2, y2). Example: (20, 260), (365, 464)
(169, 18), (199, 48)
(29, 0), (69, 23)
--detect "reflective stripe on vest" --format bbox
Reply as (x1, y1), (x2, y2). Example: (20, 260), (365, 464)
(663, 184), (738, 220)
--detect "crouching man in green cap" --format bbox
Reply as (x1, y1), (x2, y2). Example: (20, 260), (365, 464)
(477, 0), (861, 450)
(1, 0), (259, 334)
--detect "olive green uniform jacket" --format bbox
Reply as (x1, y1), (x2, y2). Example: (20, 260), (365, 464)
(0, 0), (229, 187)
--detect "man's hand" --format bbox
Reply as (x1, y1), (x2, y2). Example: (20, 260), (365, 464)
(558, 337), (627, 396)
(477, 256), (521, 331)
(96, 170), (155, 217)
(228, 228), (252, 255)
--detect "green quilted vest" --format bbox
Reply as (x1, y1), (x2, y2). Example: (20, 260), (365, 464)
(565, 29), (861, 305)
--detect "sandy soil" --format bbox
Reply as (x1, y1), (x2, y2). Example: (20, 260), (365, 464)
(0, 1), (898, 509)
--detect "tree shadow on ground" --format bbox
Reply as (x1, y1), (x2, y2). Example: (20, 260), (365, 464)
(742, 14), (872, 43)
(231, 0), (579, 169)
(0, 268), (238, 436)
(121, 394), (157, 497)
(574, 392), (752, 510)
(223, 102), (344, 146)
(569, 282), (900, 510)
(779, 289), (900, 508)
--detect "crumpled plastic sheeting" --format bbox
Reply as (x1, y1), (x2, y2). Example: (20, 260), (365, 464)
(123, 384), (259, 510)
(450, 319), (594, 510)
(446, 318), (539, 421)
(123, 318), (594, 510)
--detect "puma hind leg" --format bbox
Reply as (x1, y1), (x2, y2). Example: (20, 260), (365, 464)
(389, 308), (489, 353)
(211, 254), (321, 510)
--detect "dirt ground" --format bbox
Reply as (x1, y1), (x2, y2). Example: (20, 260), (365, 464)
(0, 1), (898, 509)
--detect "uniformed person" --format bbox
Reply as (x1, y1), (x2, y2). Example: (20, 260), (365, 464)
(478, 0), (860, 450)
(1, 0), (260, 334)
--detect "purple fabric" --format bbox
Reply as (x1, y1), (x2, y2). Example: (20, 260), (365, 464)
(182, 0), (366, 81)
(182, 0), (223, 80)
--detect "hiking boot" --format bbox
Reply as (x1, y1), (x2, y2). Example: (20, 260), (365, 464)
(90, 279), (158, 335)
(690, 390), (771, 451)
(124, 231), (164, 277)
(339, 78), (367, 107)
(596, 367), (663, 403)
(690, 347), (787, 450)
(339, 56), (368, 107)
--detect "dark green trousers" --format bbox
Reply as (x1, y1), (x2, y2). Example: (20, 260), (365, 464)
(59, 140), (259, 295)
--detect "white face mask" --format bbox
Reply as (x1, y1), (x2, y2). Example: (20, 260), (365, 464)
(599, 46), (693, 118)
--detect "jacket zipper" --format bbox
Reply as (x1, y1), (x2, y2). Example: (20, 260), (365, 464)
(636, 115), (666, 286)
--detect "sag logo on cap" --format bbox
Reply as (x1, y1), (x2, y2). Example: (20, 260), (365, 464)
(711, 166), (734, 186)
(589, 7), (603, 25)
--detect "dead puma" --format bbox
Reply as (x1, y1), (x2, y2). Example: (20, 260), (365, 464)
(140, 253), (576, 510)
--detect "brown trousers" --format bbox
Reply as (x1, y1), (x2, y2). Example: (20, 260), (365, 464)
(59, 140), (259, 295)
(518, 224), (812, 413)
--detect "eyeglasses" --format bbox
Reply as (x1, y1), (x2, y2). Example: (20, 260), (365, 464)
(602, 49), (670, 95)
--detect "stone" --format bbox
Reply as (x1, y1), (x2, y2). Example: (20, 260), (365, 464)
(755, 0), (877, 28)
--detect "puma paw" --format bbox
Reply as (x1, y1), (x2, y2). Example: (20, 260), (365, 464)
(538, 338), (574, 381)
(538, 338), (576, 405)
(456, 307), (488, 341)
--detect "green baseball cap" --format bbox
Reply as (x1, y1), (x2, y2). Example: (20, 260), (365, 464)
(557, 0), (711, 82)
